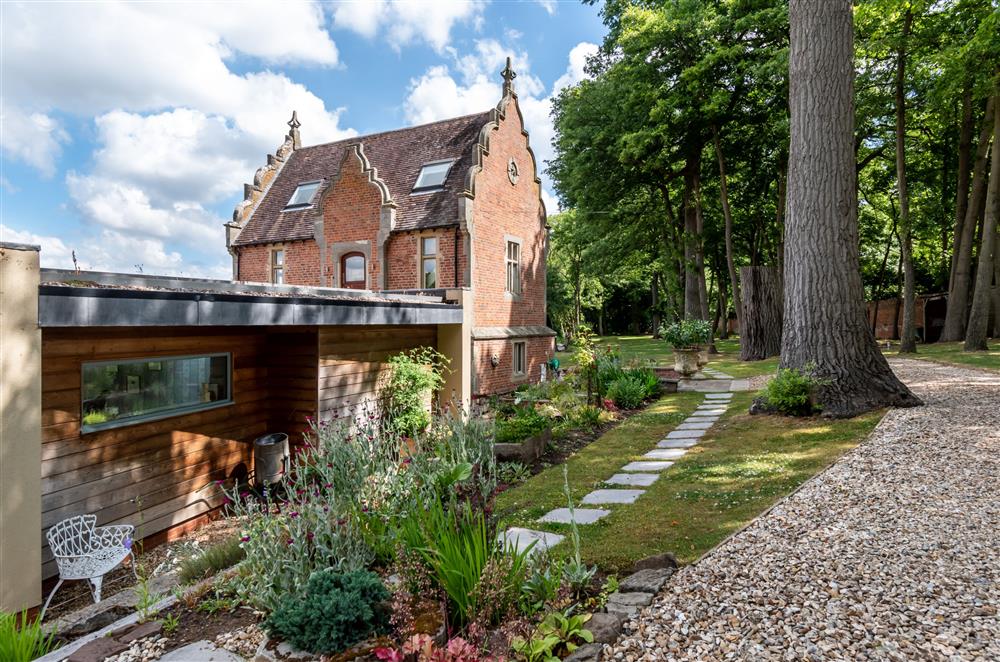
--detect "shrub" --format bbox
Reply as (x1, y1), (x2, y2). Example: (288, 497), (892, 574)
(400, 499), (529, 627)
(0, 611), (57, 662)
(382, 347), (449, 438)
(606, 375), (647, 409)
(178, 537), (245, 584)
(495, 406), (549, 444)
(660, 319), (712, 349)
(498, 461), (531, 485)
(760, 366), (825, 416)
(265, 569), (389, 654)
(569, 405), (602, 429)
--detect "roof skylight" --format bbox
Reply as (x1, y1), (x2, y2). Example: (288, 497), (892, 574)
(285, 181), (321, 209)
(413, 161), (454, 192)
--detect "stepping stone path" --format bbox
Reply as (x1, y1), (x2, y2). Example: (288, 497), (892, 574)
(503, 392), (734, 550)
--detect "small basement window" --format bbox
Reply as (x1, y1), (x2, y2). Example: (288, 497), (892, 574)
(284, 181), (321, 209)
(412, 160), (454, 192)
(512, 341), (527, 377)
(81, 353), (232, 432)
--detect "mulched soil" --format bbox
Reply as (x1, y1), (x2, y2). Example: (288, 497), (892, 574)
(44, 517), (242, 621)
(157, 601), (260, 651)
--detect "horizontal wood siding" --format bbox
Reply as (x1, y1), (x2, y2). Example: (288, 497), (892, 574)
(39, 327), (317, 579)
(318, 325), (437, 420)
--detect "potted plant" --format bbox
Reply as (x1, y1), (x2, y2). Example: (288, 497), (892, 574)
(661, 320), (711, 376)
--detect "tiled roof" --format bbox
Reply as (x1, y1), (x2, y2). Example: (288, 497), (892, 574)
(233, 111), (493, 247)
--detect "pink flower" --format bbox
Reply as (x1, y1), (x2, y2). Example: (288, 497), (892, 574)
(240, 536), (250, 543)
(289, 511), (299, 518)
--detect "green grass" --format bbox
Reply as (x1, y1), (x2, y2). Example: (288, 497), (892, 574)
(177, 537), (245, 584)
(557, 335), (778, 379)
(496, 391), (883, 573)
(884, 340), (1000, 373)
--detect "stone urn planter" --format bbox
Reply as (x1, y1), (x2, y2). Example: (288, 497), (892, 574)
(672, 349), (700, 377)
(696, 348), (709, 367)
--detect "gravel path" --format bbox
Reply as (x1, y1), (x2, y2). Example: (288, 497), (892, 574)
(606, 359), (1000, 661)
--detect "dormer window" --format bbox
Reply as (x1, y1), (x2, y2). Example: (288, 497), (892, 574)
(284, 181), (321, 209)
(412, 160), (454, 192)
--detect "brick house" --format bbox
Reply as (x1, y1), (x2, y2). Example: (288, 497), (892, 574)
(225, 59), (554, 396)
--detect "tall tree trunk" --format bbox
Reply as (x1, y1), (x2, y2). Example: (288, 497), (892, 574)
(776, 158), (787, 276)
(965, 85), (1000, 351)
(740, 266), (783, 360)
(993, 231), (1000, 338)
(896, 9), (917, 352)
(949, 82), (974, 288)
(713, 126), (744, 337)
(695, 177), (710, 322)
(682, 146), (703, 319)
(651, 272), (661, 338)
(942, 96), (996, 340)
(779, 0), (920, 417)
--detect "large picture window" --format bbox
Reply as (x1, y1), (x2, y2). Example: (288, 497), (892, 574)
(81, 354), (232, 432)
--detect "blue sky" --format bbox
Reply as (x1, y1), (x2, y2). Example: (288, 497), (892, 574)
(0, 0), (604, 278)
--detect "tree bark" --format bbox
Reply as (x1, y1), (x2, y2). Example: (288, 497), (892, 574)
(713, 126), (744, 338)
(949, 82), (973, 288)
(682, 146), (703, 319)
(780, 0), (920, 417)
(740, 266), (783, 360)
(942, 96), (996, 340)
(776, 158), (787, 276)
(993, 231), (1000, 338)
(695, 176), (710, 322)
(651, 272), (661, 337)
(896, 9), (917, 352)
(965, 85), (999, 351)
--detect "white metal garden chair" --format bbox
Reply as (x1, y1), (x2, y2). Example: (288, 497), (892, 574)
(42, 515), (137, 618)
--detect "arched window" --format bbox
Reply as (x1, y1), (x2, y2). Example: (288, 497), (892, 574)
(340, 252), (366, 289)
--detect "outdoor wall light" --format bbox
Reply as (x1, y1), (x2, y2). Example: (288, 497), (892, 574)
(490, 353), (500, 367)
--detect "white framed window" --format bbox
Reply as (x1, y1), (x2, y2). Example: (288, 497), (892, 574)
(512, 341), (527, 377)
(81, 353), (232, 433)
(285, 181), (321, 209)
(505, 238), (521, 295)
(271, 248), (285, 284)
(413, 160), (454, 192)
(421, 236), (438, 288)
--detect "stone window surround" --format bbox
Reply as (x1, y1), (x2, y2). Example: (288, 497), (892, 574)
(416, 231), (439, 289)
(504, 234), (522, 300)
(329, 240), (371, 289)
(511, 339), (527, 380)
(270, 245), (285, 284)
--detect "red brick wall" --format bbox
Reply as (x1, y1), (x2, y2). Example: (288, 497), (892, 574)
(386, 229), (468, 290)
(473, 336), (553, 395)
(236, 239), (321, 285)
(322, 151), (384, 288)
(471, 97), (548, 329)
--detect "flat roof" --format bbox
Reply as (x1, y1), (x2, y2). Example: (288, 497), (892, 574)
(39, 269), (462, 327)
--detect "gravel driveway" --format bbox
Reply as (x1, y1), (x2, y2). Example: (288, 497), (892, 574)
(606, 359), (1000, 661)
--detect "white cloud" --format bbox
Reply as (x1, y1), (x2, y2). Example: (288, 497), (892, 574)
(0, 224), (74, 268)
(541, 189), (561, 215)
(332, 0), (486, 53)
(535, 1), (557, 16)
(0, 104), (70, 177)
(403, 40), (598, 187)
(2, 1), (353, 278)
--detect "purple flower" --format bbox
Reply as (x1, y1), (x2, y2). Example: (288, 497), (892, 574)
(241, 535), (250, 543)
(123, 537), (133, 550)
(306, 532), (315, 541)
(289, 511), (299, 518)
(286, 539), (294, 546)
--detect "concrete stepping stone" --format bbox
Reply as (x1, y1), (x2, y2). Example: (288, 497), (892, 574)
(160, 642), (243, 662)
(686, 413), (720, 421)
(690, 410), (723, 417)
(644, 448), (686, 460)
(606, 473), (660, 487)
(666, 429), (704, 439)
(678, 420), (714, 430)
(731, 378), (751, 391)
(706, 393), (733, 400)
(621, 460), (674, 472)
(539, 507), (610, 524)
(500, 527), (565, 554)
(582, 489), (645, 505)
(658, 438), (699, 449)
(697, 405), (727, 411)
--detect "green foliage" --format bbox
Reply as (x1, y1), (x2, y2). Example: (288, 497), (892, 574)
(0, 611), (57, 662)
(498, 461), (532, 486)
(382, 347), (449, 438)
(606, 373), (650, 410)
(560, 466), (597, 597)
(160, 613), (180, 635)
(519, 558), (563, 615)
(568, 405), (602, 430)
(177, 537), (245, 584)
(511, 609), (594, 661)
(660, 320), (712, 350)
(760, 366), (827, 416)
(510, 632), (561, 662)
(399, 499), (530, 627)
(495, 406), (550, 444)
(265, 569), (389, 655)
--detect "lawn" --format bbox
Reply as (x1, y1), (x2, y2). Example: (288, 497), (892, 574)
(883, 340), (1000, 373)
(495, 390), (884, 573)
(557, 335), (779, 379)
